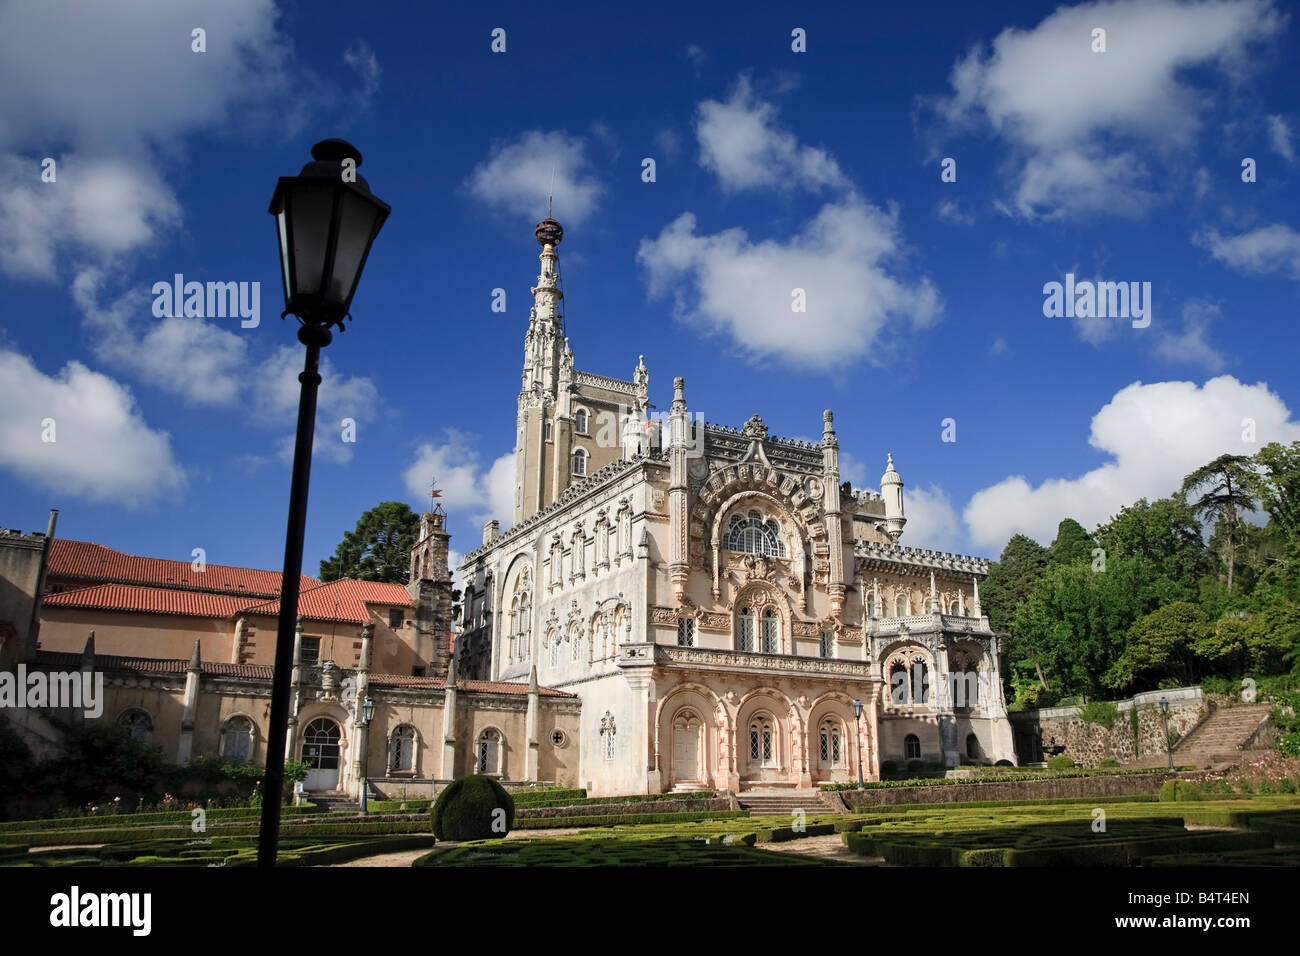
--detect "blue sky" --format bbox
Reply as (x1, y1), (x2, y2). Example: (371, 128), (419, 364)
(1, 0), (1298, 582)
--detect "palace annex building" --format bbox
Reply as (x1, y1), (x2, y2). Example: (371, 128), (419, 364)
(0, 215), (1015, 804)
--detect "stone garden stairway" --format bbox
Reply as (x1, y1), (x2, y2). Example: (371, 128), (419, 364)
(1129, 703), (1273, 771)
(737, 789), (834, 818)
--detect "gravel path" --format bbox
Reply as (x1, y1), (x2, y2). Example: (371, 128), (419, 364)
(752, 833), (883, 865)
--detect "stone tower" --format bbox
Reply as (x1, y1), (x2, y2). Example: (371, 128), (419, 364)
(407, 509), (454, 678)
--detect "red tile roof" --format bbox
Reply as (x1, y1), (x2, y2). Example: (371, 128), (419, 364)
(43, 584), (260, 619)
(359, 674), (576, 697)
(34, 651), (273, 679)
(43, 575), (410, 626)
(48, 540), (314, 597)
(243, 579), (411, 624)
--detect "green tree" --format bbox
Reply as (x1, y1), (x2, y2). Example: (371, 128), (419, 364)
(1012, 556), (1156, 700)
(1106, 602), (1210, 692)
(1094, 495), (1209, 601)
(320, 501), (420, 583)
(1253, 441), (1300, 543)
(1181, 454), (1257, 592)
(1048, 518), (1094, 567)
(981, 534), (1050, 633)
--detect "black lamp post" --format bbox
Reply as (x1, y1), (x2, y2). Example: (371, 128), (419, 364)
(1159, 696), (1172, 771)
(359, 696), (375, 814)
(257, 139), (390, 868)
(852, 699), (864, 788)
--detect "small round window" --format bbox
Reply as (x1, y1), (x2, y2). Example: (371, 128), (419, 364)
(551, 729), (568, 748)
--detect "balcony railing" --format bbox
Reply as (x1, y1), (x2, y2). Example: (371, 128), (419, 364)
(630, 643), (876, 680)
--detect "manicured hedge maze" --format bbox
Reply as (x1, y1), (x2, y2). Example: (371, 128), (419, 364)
(415, 835), (833, 867)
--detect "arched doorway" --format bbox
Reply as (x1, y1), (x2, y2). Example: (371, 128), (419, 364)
(672, 710), (702, 785)
(302, 717), (342, 791)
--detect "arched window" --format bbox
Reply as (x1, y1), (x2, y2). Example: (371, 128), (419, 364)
(819, 631), (833, 658)
(389, 725), (416, 773)
(760, 608), (778, 653)
(478, 728), (502, 775)
(302, 718), (340, 770)
(677, 617), (695, 647)
(819, 720), (843, 767)
(574, 408), (588, 434)
(966, 734), (981, 761)
(572, 626), (583, 661)
(913, 661), (930, 704)
(904, 734), (921, 760)
(738, 607), (755, 652)
(220, 716), (253, 762)
(600, 711), (616, 761)
(617, 508), (631, 554)
(595, 517), (609, 565)
(573, 448), (588, 476)
(895, 593), (908, 617)
(548, 630), (559, 667)
(866, 594), (876, 617)
(749, 716), (776, 767)
(118, 709), (153, 744)
(724, 511), (787, 557)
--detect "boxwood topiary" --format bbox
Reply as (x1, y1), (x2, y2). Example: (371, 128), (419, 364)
(431, 775), (515, 841)
(1046, 754), (1075, 770)
(1158, 779), (1201, 802)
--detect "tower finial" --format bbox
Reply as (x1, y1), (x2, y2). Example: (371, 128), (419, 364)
(547, 162), (555, 219)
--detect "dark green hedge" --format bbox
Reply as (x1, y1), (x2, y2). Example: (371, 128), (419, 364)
(514, 810), (748, 830)
(431, 776), (514, 841)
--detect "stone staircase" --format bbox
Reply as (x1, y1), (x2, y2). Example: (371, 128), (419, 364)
(308, 790), (362, 814)
(737, 790), (832, 818)
(1130, 703), (1273, 771)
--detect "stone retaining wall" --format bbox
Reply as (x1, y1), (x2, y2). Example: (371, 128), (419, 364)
(1009, 687), (1205, 766)
(516, 797), (732, 819)
(837, 771), (1180, 808)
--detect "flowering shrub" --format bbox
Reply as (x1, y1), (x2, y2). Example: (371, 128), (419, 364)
(1201, 751), (1300, 795)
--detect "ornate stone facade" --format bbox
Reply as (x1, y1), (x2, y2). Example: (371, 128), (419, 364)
(457, 219), (1017, 796)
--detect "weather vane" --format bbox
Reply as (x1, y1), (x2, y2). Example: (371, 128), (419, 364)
(429, 477), (444, 516)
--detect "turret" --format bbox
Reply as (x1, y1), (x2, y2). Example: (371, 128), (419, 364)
(881, 454), (906, 542)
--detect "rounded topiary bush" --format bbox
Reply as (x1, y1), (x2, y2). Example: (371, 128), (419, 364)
(1046, 754), (1076, 771)
(1158, 779), (1202, 802)
(906, 760), (924, 774)
(1099, 757), (1120, 768)
(880, 760), (899, 775)
(431, 775), (515, 841)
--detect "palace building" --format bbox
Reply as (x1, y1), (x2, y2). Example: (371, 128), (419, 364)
(0, 215), (1015, 807)
(456, 216), (1016, 795)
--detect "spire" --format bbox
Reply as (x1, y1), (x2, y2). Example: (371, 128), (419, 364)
(189, 639), (201, 671)
(882, 454), (906, 543)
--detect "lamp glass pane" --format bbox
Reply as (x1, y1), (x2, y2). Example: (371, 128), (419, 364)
(327, 189), (381, 308)
(289, 182), (337, 298)
(275, 208), (291, 301)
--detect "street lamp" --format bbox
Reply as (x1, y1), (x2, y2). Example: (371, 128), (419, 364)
(852, 699), (864, 789)
(257, 139), (390, 869)
(359, 696), (375, 814)
(1159, 696), (1172, 771)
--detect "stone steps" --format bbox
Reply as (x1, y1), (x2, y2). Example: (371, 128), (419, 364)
(1127, 704), (1273, 770)
(308, 790), (362, 814)
(737, 791), (830, 818)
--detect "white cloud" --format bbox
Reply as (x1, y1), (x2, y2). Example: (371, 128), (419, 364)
(936, 199), (974, 226)
(1197, 224), (1300, 279)
(928, 0), (1285, 219)
(1267, 114), (1295, 161)
(0, 0), (300, 280)
(0, 154), (181, 280)
(695, 75), (848, 193)
(255, 346), (381, 465)
(0, 348), (185, 505)
(403, 432), (515, 530)
(343, 39), (381, 106)
(902, 483), (963, 554)
(72, 269), (248, 406)
(963, 376), (1300, 551)
(465, 130), (605, 226)
(638, 197), (940, 368)
(1154, 299), (1226, 372)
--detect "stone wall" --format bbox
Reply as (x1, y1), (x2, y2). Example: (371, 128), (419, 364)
(837, 770), (1184, 808)
(1009, 687), (1205, 767)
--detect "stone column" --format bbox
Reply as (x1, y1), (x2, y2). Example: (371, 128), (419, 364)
(285, 616), (303, 760)
(177, 640), (200, 763)
(353, 623), (373, 801)
(525, 664), (540, 782)
(440, 652), (459, 779)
